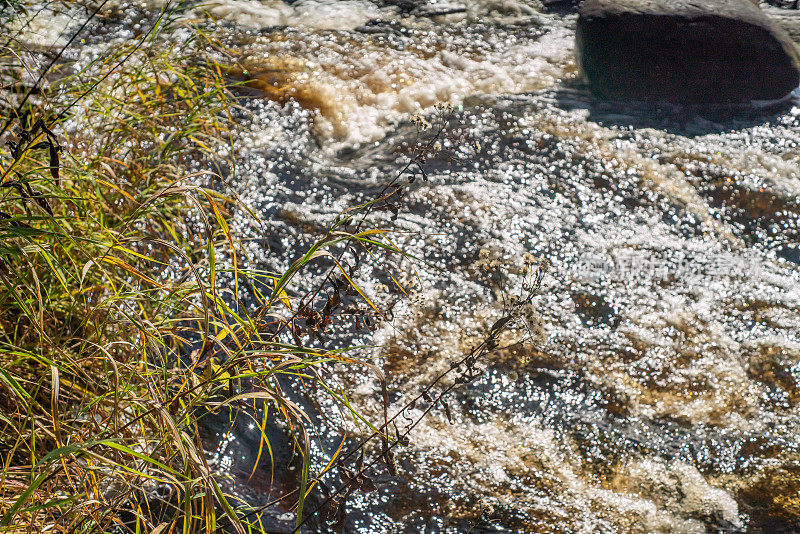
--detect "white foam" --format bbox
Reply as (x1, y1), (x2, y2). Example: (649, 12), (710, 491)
(239, 24), (574, 147)
(13, 7), (75, 48)
(197, 0), (293, 27)
(193, 0), (387, 29)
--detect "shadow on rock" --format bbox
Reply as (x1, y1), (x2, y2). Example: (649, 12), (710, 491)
(551, 84), (798, 137)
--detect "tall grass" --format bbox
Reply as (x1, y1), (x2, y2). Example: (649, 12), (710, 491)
(0, 4), (409, 531)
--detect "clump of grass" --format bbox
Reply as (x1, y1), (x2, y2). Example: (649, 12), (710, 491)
(0, 4), (384, 531)
(0, 7), (249, 531)
(0, 2), (437, 529)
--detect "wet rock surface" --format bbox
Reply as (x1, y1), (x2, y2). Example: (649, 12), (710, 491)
(577, 0), (800, 103)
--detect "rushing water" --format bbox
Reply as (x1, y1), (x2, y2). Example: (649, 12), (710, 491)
(17, 1), (800, 531)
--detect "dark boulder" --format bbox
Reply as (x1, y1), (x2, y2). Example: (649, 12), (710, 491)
(576, 0), (800, 104)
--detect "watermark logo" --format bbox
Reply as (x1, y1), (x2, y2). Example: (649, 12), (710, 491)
(571, 250), (760, 282)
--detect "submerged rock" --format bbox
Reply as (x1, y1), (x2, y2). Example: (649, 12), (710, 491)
(576, 0), (800, 104)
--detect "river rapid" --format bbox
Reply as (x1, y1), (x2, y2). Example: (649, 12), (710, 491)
(17, 0), (800, 532)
